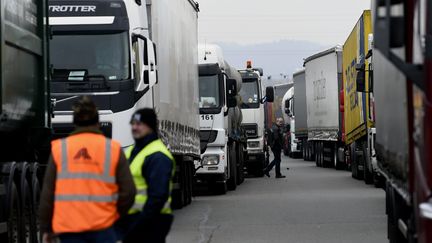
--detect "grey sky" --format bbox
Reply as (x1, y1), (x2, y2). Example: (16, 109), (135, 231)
(198, 0), (371, 46)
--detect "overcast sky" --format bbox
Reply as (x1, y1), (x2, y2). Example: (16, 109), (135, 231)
(197, 0), (372, 46)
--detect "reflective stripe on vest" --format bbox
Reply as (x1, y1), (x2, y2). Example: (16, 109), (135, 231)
(126, 139), (175, 215)
(51, 133), (120, 233)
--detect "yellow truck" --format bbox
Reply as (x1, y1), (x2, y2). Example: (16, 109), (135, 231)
(343, 10), (378, 184)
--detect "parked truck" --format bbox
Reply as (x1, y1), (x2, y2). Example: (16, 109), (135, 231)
(1, 0), (51, 242)
(304, 46), (345, 169)
(239, 62), (274, 177)
(48, 0), (200, 208)
(292, 69), (313, 160)
(371, 0), (432, 242)
(281, 87), (301, 157)
(196, 44), (246, 194)
(342, 10), (379, 182)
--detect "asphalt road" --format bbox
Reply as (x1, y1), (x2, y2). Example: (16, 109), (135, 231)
(167, 156), (387, 243)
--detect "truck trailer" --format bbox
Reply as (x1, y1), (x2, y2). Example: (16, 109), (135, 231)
(48, 0), (200, 208)
(342, 10), (378, 181)
(0, 0), (51, 241)
(304, 46), (345, 169)
(371, 0), (432, 242)
(196, 44), (246, 194)
(292, 69), (312, 160)
(239, 63), (274, 177)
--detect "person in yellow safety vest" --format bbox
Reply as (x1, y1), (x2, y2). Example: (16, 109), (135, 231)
(39, 96), (136, 243)
(115, 108), (175, 243)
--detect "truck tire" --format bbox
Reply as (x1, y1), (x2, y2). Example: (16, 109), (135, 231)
(20, 176), (32, 243)
(227, 146), (237, 191)
(7, 182), (21, 243)
(333, 145), (340, 170)
(362, 143), (374, 185)
(236, 144), (245, 185)
(351, 145), (358, 179)
(302, 143), (307, 161)
(31, 166), (42, 243)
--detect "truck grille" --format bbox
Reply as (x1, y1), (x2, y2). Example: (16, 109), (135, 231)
(242, 124), (258, 138)
(52, 122), (113, 140)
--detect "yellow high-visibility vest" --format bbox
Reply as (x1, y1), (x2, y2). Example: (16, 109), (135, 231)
(125, 139), (175, 215)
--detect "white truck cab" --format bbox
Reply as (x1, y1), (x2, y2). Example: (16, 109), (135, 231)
(239, 63), (274, 176)
(282, 87), (301, 157)
(196, 44), (245, 193)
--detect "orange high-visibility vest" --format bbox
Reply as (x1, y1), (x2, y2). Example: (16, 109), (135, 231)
(51, 132), (121, 233)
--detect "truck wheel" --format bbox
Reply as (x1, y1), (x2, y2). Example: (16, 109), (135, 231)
(20, 177), (32, 243)
(333, 145), (340, 170)
(227, 146), (237, 191)
(31, 166), (42, 242)
(363, 143), (374, 185)
(351, 145), (358, 179)
(236, 144), (245, 185)
(302, 144), (307, 160)
(7, 182), (21, 243)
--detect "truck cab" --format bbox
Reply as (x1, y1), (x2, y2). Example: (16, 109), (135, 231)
(239, 63), (273, 177)
(282, 87), (301, 157)
(196, 44), (245, 193)
(49, 0), (157, 146)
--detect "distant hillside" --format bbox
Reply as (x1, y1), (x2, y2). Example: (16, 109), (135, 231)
(215, 40), (326, 80)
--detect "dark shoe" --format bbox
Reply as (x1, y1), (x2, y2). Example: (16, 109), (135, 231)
(276, 175), (286, 179)
(264, 170), (270, 177)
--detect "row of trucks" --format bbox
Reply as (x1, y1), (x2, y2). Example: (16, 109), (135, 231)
(0, 0), (275, 241)
(284, 2), (432, 242)
(284, 11), (379, 182)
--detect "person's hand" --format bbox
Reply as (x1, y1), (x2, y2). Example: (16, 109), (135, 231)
(43, 233), (55, 243)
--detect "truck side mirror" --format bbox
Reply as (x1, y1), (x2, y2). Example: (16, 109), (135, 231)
(356, 63), (366, 93)
(226, 78), (237, 108)
(143, 38), (157, 87)
(265, 86), (274, 102)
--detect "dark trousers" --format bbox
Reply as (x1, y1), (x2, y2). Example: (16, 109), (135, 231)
(266, 148), (282, 176)
(116, 213), (173, 243)
(58, 226), (116, 243)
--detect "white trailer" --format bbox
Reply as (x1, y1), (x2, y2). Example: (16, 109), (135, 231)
(48, 0), (200, 208)
(304, 46), (344, 168)
(196, 44), (246, 194)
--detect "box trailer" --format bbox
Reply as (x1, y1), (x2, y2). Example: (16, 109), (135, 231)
(293, 69), (312, 160)
(342, 10), (379, 182)
(371, 0), (432, 242)
(304, 46), (345, 169)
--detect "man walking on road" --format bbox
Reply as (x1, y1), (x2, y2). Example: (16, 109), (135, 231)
(264, 118), (286, 178)
(39, 96), (136, 243)
(116, 108), (175, 243)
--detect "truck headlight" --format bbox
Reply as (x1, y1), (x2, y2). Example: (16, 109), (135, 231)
(248, 141), (260, 148)
(202, 155), (219, 165)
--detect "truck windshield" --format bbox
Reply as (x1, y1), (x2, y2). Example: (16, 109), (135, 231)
(50, 32), (130, 81)
(199, 75), (221, 109)
(240, 79), (260, 109)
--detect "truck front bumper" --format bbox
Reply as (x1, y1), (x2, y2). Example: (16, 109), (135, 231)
(195, 146), (227, 176)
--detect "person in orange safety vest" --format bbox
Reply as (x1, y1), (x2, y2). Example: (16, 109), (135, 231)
(39, 96), (136, 243)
